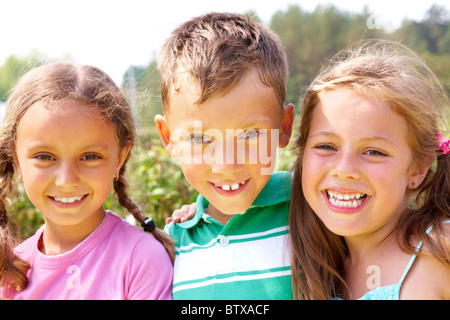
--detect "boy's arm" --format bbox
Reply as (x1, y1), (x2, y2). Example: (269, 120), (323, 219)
(166, 203), (197, 224)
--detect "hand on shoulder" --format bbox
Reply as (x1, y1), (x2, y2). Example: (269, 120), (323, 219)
(166, 203), (197, 224)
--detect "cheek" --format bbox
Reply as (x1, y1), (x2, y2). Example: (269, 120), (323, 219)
(20, 164), (49, 185)
(364, 159), (410, 189)
(179, 163), (205, 187)
(300, 151), (328, 204)
(301, 149), (325, 181)
(171, 142), (205, 165)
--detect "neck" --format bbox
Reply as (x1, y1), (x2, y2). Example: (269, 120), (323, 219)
(344, 218), (400, 263)
(40, 209), (106, 255)
(206, 205), (234, 225)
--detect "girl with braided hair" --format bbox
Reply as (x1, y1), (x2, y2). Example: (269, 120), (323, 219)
(0, 62), (174, 299)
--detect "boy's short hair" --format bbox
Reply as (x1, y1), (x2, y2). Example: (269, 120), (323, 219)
(157, 12), (288, 113)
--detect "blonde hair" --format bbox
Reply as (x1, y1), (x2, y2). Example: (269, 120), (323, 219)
(290, 40), (450, 299)
(0, 62), (174, 296)
(157, 12), (288, 112)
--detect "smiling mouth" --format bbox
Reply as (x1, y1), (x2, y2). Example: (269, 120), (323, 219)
(213, 180), (248, 191)
(51, 195), (87, 204)
(326, 190), (367, 209)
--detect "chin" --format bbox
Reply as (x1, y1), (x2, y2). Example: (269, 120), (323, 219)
(216, 203), (251, 215)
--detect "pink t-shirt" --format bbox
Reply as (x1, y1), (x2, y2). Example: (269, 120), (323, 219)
(7, 211), (173, 300)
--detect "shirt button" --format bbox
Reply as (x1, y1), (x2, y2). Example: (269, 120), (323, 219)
(219, 236), (229, 246)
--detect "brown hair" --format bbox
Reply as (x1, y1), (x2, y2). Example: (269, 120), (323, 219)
(0, 62), (174, 296)
(290, 40), (450, 299)
(157, 12), (288, 112)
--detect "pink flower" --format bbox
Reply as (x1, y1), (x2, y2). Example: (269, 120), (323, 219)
(436, 133), (450, 155)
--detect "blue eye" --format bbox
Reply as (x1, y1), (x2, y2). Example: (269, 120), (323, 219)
(188, 135), (212, 144)
(240, 129), (267, 141)
(240, 129), (260, 140)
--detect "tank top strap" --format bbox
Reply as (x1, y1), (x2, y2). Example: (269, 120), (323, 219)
(398, 221), (450, 286)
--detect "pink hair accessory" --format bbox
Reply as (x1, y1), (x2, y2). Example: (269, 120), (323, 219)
(436, 133), (450, 155)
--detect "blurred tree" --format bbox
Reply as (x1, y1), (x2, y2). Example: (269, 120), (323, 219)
(391, 4), (450, 93)
(0, 50), (50, 101)
(270, 4), (385, 107)
(122, 60), (162, 130)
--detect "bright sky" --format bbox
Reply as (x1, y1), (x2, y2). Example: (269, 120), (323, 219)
(1, 0), (449, 86)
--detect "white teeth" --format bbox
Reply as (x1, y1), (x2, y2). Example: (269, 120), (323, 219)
(327, 190), (366, 208)
(329, 197), (363, 208)
(215, 180), (247, 191)
(231, 183), (240, 190)
(327, 190), (365, 200)
(53, 196), (83, 203)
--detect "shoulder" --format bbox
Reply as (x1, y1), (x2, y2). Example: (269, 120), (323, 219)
(418, 220), (450, 299)
(425, 220), (450, 257)
(412, 247), (450, 299)
(164, 194), (211, 236)
(106, 211), (170, 259)
(252, 171), (292, 206)
(14, 226), (44, 261)
(101, 212), (173, 299)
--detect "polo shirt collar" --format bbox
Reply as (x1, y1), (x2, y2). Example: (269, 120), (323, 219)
(177, 171), (292, 229)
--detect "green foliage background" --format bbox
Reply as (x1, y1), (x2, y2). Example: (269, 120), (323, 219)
(1, 4), (449, 240)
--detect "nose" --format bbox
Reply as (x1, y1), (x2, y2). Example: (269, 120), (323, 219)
(209, 137), (243, 176)
(331, 149), (361, 181)
(54, 160), (80, 188)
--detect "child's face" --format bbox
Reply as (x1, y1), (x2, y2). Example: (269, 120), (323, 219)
(156, 70), (293, 220)
(14, 100), (130, 232)
(301, 88), (428, 240)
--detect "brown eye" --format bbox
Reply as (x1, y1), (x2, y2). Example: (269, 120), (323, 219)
(33, 153), (55, 161)
(81, 154), (102, 161)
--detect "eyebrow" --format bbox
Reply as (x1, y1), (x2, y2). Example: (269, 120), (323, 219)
(24, 141), (113, 152)
(181, 116), (276, 131)
(309, 131), (398, 147)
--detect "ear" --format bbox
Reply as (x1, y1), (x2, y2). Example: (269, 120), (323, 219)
(278, 104), (294, 148)
(408, 158), (433, 189)
(154, 114), (175, 155)
(12, 152), (22, 181)
(115, 143), (132, 176)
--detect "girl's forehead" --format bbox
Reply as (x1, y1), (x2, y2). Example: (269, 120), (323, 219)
(17, 101), (116, 143)
(312, 89), (409, 146)
(20, 100), (108, 125)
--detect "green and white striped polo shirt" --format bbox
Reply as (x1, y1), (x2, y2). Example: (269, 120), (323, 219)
(164, 171), (293, 300)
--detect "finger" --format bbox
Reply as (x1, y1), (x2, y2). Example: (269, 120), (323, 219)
(171, 208), (183, 219)
(187, 203), (197, 219)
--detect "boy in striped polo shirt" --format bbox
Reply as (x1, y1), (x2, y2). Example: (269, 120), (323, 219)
(155, 12), (295, 299)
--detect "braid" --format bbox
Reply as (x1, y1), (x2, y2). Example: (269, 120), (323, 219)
(113, 166), (175, 263)
(0, 160), (14, 214)
(0, 152), (30, 296)
(114, 166), (146, 222)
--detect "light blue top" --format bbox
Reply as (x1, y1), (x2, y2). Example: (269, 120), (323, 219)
(337, 221), (449, 300)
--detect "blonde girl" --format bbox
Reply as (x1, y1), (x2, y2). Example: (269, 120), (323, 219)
(0, 62), (174, 299)
(290, 40), (450, 299)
